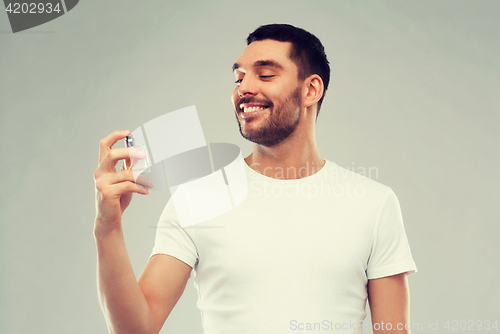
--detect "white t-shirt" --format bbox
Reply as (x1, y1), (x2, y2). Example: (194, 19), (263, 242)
(150, 159), (417, 334)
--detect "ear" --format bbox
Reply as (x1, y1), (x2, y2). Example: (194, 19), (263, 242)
(302, 74), (324, 110)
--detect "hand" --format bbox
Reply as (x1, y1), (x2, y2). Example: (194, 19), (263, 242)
(93, 130), (154, 235)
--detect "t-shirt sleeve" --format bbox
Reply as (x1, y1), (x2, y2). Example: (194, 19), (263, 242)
(366, 187), (418, 279)
(149, 196), (199, 268)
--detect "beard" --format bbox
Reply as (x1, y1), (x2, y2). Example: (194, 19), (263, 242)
(236, 87), (302, 147)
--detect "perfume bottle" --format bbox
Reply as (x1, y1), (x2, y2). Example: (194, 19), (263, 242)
(125, 135), (151, 173)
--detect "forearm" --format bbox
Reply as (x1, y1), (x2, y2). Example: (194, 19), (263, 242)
(94, 223), (154, 334)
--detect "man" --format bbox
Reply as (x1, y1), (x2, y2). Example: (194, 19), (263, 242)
(94, 24), (417, 334)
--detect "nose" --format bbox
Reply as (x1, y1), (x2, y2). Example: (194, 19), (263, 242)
(237, 75), (258, 97)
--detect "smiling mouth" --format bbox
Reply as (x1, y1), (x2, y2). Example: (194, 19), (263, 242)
(239, 104), (270, 113)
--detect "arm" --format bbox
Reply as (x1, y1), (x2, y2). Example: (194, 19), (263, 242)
(138, 254), (192, 334)
(95, 226), (192, 334)
(367, 272), (410, 334)
(94, 130), (192, 334)
(95, 226), (153, 334)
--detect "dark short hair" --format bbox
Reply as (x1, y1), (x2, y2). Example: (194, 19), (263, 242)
(247, 24), (330, 117)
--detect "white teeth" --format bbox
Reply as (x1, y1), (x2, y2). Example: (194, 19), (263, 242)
(243, 106), (266, 113)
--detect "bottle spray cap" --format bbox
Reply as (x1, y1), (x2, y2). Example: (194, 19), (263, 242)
(125, 135), (135, 147)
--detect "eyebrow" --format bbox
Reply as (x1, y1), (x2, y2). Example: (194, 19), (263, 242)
(232, 59), (284, 72)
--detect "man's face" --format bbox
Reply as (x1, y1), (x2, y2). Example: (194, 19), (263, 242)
(231, 39), (303, 147)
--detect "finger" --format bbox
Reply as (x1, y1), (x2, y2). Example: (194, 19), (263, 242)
(98, 130), (131, 165)
(105, 180), (150, 197)
(118, 153), (147, 173)
(100, 147), (147, 173)
(120, 155), (141, 171)
(98, 169), (155, 190)
(135, 173), (155, 189)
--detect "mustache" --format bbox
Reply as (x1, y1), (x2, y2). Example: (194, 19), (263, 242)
(237, 96), (274, 108)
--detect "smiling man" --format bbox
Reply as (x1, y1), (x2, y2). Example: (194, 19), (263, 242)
(94, 24), (418, 334)
(232, 27), (327, 173)
(232, 52), (303, 148)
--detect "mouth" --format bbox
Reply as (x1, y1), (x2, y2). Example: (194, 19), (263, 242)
(239, 103), (270, 116)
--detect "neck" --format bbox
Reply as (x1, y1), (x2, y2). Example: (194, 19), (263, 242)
(244, 110), (324, 180)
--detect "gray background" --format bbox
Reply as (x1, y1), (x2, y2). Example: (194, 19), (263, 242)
(1, 0), (498, 333)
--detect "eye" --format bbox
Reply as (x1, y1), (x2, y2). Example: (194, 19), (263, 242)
(259, 75), (275, 81)
(235, 79), (242, 84)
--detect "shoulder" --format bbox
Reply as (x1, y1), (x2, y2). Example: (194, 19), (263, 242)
(322, 159), (392, 197)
